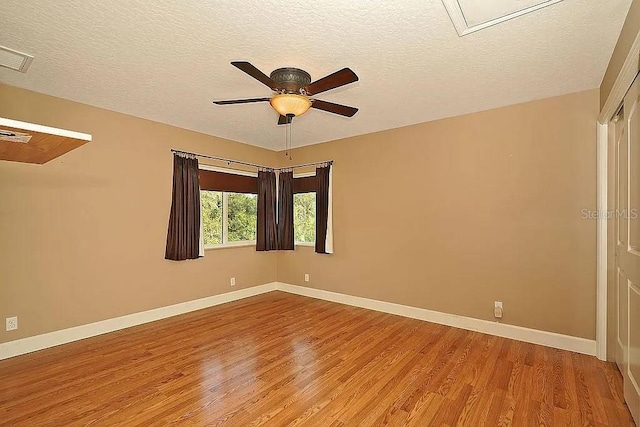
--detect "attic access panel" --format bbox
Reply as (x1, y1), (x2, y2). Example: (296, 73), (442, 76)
(442, 0), (563, 36)
(0, 118), (92, 164)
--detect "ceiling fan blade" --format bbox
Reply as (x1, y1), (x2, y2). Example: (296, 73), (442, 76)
(311, 99), (359, 117)
(212, 97), (271, 105)
(304, 68), (359, 95)
(231, 61), (278, 91)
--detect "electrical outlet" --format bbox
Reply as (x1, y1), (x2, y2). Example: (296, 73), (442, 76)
(6, 316), (17, 331)
(494, 301), (503, 319)
(304, 273), (309, 282)
(230, 277), (236, 286)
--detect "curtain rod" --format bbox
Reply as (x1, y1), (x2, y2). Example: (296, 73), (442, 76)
(170, 148), (333, 171)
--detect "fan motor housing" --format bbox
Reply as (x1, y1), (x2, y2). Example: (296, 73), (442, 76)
(270, 67), (311, 93)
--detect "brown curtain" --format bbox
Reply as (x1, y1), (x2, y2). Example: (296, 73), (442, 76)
(256, 170), (278, 251)
(315, 164), (330, 254)
(278, 171), (294, 250)
(165, 154), (201, 260)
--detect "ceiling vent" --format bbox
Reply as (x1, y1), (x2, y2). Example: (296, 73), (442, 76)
(0, 129), (32, 144)
(442, 0), (563, 36)
(0, 46), (34, 73)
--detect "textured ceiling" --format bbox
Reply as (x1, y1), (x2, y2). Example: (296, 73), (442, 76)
(0, 0), (632, 150)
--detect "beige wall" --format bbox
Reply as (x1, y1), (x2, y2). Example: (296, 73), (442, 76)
(0, 84), (279, 343)
(601, 0), (640, 109)
(278, 89), (599, 339)
(0, 85), (599, 345)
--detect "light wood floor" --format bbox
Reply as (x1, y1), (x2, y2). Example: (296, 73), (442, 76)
(0, 291), (634, 426)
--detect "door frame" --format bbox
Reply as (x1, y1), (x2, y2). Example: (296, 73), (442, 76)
(597, 30), (640, 361)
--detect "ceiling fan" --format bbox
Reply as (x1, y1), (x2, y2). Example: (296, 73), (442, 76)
(213, 62), (359, 125)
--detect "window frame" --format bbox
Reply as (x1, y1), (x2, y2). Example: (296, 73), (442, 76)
(293, 171), (316, 247)
(199, 165), (258, 250)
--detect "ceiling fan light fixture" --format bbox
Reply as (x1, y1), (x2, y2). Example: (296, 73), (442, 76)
(270, 94), (311, 117)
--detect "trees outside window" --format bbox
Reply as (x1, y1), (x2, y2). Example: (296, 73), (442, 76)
(201, 191), (257, 247)
(294, 192), (315, 244)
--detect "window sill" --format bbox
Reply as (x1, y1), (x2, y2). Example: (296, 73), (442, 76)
(205, 242), (256, 251)
(205, 242), (313, 250)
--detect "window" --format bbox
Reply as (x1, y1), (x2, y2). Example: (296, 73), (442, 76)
(293, 171), (317, 245)
(199, 165), (259, 248)
(294, 192), (315, 244)
(201, 191), (257, 247)
(199, 165), (319, 248)
(201, 190), (223, 245)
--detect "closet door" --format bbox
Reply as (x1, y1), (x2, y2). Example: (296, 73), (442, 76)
(614, 103), (628, 375)
(616, 75), (640, 424)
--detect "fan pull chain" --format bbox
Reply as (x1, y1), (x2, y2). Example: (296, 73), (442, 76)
(284, 119), (288, 158)
(288, 116), (293, 160)
(284, 114), (293, 160)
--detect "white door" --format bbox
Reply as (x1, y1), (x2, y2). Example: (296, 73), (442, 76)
(614, 74), (640, 425)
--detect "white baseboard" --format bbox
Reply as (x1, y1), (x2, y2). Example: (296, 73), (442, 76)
(0, 281), (597, 360)
(275, 283), (597, 356)
(0, 283), (277, 360)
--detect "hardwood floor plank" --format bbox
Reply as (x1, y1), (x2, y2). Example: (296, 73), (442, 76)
(0, 291), (634, 426)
